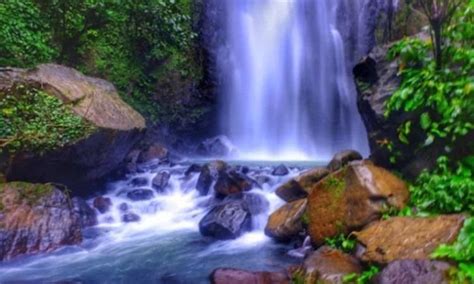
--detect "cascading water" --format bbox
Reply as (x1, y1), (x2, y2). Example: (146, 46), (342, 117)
(218, 0), (370, 160)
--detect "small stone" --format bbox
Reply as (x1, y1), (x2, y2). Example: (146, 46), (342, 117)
(122, 212), (141, 223)
(127, 189), (154, 201)
(152, 171), (170, 192)
(93, 196), (112, 214)
(272, 164), (290, 176)
(129, 177), (148, 187)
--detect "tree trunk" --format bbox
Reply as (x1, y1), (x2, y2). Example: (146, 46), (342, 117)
(432, 22), (443, 70)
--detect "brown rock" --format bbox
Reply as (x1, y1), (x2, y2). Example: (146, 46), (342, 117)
(93, 196), (112, 213)
(307, 160), (409, 245)
(210, 268), (289, 284)
(375, 260), (452, 284)
(137, 144), (169, 164)
(265, 199), (307, 241)
(327, 150), (363, 171)
(0, 182), (82, 261)
(354, 215), (465, 264)
(275, 167), (330, 202)
(299, 246), (362, 284)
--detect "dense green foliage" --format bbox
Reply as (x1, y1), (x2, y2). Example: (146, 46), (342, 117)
(432, 217), (474, 282)
(0, 0), (202, 125)
(0, 85), (94, 154)
(343, 265), (380, 284)
(410, 156), (474, 215)
(324, 234), (356, 254)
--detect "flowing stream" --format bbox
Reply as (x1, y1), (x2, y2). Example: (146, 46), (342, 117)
(218, 0), (371, 160)
(0, 161), (321, 283)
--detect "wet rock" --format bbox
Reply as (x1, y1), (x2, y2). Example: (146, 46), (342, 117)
(354, 215), (465, 264)
(0, 182), (82, 261)
(265, 199), (307, 242)
(375, 260), (452, 284)
(72, 197), (97, 228)
(195, 161), (229, 196)
(327, 150), (363, 171)
(118, 203), (129, 212)
(199, 201), (252, 240)
(129, 177), (148, 187)
(214, 171), (253, 198)
(276, 167), (330, 202)
(255, 175), (272, 186)
(300, 246), (362, 284)
(272, 164), (289, 176)
(137, 143), (169, 164)
(307, 160), (409, 245)
(127, 189), (155, 201)
(243, 193), (270, 215)
(152, 171), (170, 192)
(1, 64), (145, 196)
(122, 212), (141, 223)
(93, 196), (112, 213)
(185, 164), (201, 176)
(210, 268), (289, 284)
(197, 135), (236, 157)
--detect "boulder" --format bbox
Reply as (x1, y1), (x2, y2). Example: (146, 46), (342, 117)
(199, 200), (252, 240)
(127, 189), (155, 201)
(1, 64), (145, 196)
(93, 196), (112, 214)
(118, 203), (129, 212)
(137, 143), (169, 164)
(327, 150), (363, 171)
(210, 268), (289, 284)
(297, 246), (362, 284)
(242, 193), (270, 215)
(307, 160), (409, 245)
(265, 199), (307, 242)
(72, 197), (97, 228)
(129, 177), (148, 187)
(272, 164), (289, 176)
(122, 212), (141, 223)
(197, 135), (235, 157)
(185, 164), (201, 176)
(152, 171), (170, 192)
(276, 167), (330, 202)
(0, 182), (82, 261)
(354, 215), (465, 264)
(375, 260), (452, 284)
(196, 161), (229, 196)
(214, 171), (253, 198)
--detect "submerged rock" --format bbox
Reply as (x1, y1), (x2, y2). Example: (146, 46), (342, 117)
(93, 196), (112, 214)
(72, 197), (97, 228)
(375, 260), (452, 284)
(199, 201), (252, 240)
(0, 182), (82, 261)
(298, 246), (362, 284)
(129, 177), (148, 187)
(127, 189), (154, 201)
(307, 160), (409, 245)
(275, 167), (330, 202)
(122, 212), (141, 223)
(265, 199), (307, 242)
(354, 215), (465, 264)
(185, 164), (201, 176)
(1, 64), (145, 195)
(152, 171), (170, 192)
(210, 268), (289, 284)
(327, 150), (363, 171)
(272, 164), (289, 176)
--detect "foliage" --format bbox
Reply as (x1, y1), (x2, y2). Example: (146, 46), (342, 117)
(409, 156), (474, 215)
(324, 234), (356, 253)
(432, 217), (474, 283)
(343, 265), (380, 284)
(0, 85), (95, 154)
(0, 0), (57, 66)
(0, 0), (203, 126)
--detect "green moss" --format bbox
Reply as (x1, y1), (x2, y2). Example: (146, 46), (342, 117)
(301, 211), (310, 226)
(291, 268), (305, 284)
(5, 182), (54, 205)
(0, 85), (96, 155)
(323, 169), (347, 200)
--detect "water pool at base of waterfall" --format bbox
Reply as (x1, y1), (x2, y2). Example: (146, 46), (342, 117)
(0, 161), (323, 283)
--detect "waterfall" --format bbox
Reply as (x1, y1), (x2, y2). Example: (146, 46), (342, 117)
(217, 0), (372, 160)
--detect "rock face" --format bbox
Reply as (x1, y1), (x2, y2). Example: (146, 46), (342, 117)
(1, 64), (145, 195)
(327, 150), (363, 171)
(307, 160), (409, 245)
(210, 268), (289, 284)
(199, 200), (252, 240)
(299, 246), (362, 284)
(0, 182), (82, 261)
(275, 167), (330, 202)
(375, 260), (452, 284)
(265, 199), (307, 242)
(354, 215), (465, 264)
(352, 40), (473, 178)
